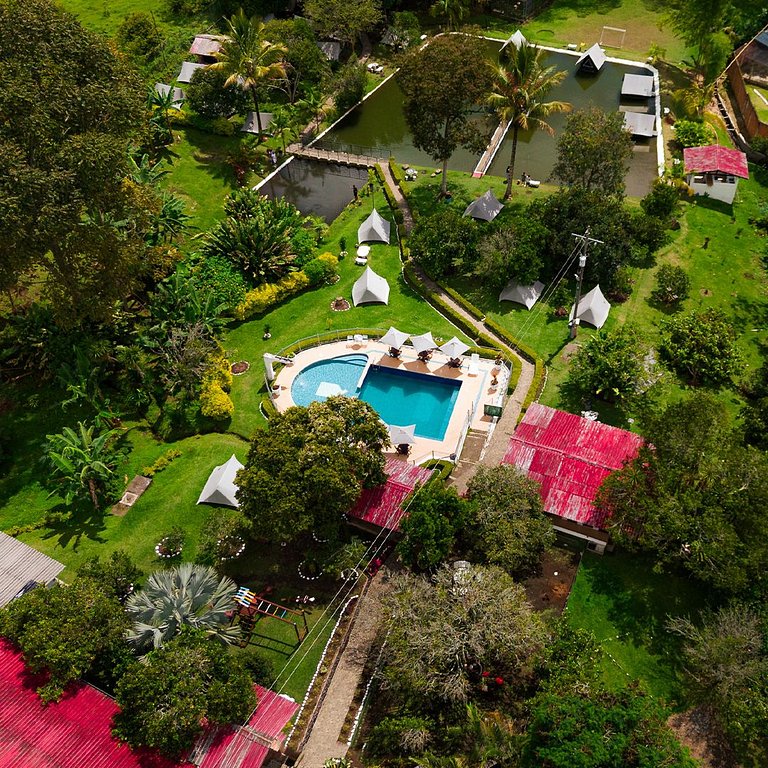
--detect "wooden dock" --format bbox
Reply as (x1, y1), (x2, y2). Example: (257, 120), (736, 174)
(288, 143), (381, 168)
(472, 119), (510, 178)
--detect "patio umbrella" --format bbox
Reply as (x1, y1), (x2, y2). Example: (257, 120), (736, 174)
(410, 332), (436, 355)
(439, 337), (470, 358)
(388, 424), (417, 445)
(379, 326), (410, 348)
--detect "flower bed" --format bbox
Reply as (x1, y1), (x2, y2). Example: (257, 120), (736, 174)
(331, 297), (350, 312)
(230, 361), (250, 375)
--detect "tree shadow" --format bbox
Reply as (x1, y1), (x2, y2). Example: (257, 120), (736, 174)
(168, 127), (241, 188)
(39, 501), (108, 550)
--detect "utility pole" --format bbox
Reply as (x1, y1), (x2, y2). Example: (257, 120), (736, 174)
(570, 228), (603, 339)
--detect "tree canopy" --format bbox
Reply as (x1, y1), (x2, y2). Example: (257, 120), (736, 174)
(114, 629), (256, 757)
(0, 0), (148, 323)
(303, 0), (382, 50)
(398, 34), (492, 196)
(236, 396), (389, 542)
(551, 108), (634, 197)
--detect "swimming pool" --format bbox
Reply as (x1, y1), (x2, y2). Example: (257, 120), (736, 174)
(290, 354), (462, 441)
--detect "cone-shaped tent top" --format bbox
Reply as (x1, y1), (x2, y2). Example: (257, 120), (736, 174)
(499, 280), (545, 310)
(501, 29), (528, 52)
(357, 208), (391, 244)
(463, 190), (503, 222)
(576, 43), (607, 74)
(388, 424), (417, 445)
(411, 331), (437, 354)
(380, 326), (410, 348)
(440, 336), (470, 358)
(352, 266), (390, 306)
(197, 454), (244, 507)
(569, 285), (611, 328)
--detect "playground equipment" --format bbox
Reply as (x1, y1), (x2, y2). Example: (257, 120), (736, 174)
(235, 587), (309, 645)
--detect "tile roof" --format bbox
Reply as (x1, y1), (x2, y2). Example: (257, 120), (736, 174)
(0, 532), (65, 608)
(683, 145), (749, 178)
(350, 457), (434, 531)
(0, 638), (182, 768)
(502, 403), (643, 529)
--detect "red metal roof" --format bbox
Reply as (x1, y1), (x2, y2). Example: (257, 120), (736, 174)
(197, 686), (297, 768)
(350, 457), (434, 531)
(0, 638), (183, 768)
(502, 404), (643, 529)
(683, 145), (749, 178)
(189, 34), (224, 57)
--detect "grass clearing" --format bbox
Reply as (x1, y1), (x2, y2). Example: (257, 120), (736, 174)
(566, 551), (712, 706)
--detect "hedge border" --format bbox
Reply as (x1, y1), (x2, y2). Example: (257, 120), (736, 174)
(422, 459), (454, 484)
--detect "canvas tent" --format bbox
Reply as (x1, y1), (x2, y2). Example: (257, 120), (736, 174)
(352, 267), (390, 306)
(499, 280), (545, 309)
(501, 29), (528, 53)
(621, 73), (654, 98)
(622, 111), (657, 137)
(576, 43), (607, 74)
(463, 190), (503, 222)
(241, 111), (274, 134)
(155, 83), (185, 108)
(177, 61), (207, 83)
(197, 455), (244, 508)
(569, 285), (611, 329)
(357, 209), (391, 244)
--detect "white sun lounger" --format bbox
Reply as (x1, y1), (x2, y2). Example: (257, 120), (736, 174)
(468, 352), (480, 376)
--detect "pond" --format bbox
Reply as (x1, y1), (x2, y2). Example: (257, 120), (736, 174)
(321, 43), (659, 197)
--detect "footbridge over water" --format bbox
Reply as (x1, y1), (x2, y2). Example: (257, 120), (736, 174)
(287, 141), (391, 169)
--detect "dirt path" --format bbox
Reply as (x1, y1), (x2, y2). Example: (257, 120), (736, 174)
(295, 575), (390, 768)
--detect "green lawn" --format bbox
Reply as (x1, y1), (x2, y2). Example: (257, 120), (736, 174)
(566, 552), (712, 706)
(749, 84), (768, 124)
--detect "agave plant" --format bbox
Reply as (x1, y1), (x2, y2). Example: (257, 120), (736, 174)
(125, 563), (241, 652)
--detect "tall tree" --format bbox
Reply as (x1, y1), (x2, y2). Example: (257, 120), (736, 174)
(429, 0), (471, 31)
(0, 579), (130, 702)
(211, 10), (287, 138)
(125, 563), (241, 653)
(488, 43), (570, 200)
(382, 564), (546, 703)
(303, 0), (382, 52)
(0, 0), (147, 323)
(237, 396), (389, 543)
(114, 629), (256, 758)
(398, 35), (492, 197)
(551, 107), (633, 197)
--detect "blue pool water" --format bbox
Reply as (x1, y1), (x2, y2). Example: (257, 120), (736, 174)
(291, 355), (462, 441)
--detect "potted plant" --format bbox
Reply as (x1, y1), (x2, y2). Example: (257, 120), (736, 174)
(263, 324), (271, 340)
(155, 526), (185, 558)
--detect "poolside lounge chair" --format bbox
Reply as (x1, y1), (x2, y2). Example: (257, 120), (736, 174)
(468, 353), (480, 376)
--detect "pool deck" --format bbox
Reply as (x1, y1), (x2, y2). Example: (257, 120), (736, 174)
(270, 340), (505, 465)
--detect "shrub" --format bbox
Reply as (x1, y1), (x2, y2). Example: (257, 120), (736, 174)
(367, 716), (434, 758)
(303, 252), (339, 285)
(235, 271), (311, 320)
(388, 157), (408, 189)
(142, 449), (182, 478)
(210, 116), (235, 136)
(641, 180), (681, 220)
(673, 120), (712, 148)
(199, 382), (234, 420)
(186, 66), (250, 119)
(652, 264), (690, 305)
(191, 254), (248, 311)
(334, 61), (366, 114)
(197, 509), (251, 565)
(116, 12), (163, 60)
(237, 646), (275, 686)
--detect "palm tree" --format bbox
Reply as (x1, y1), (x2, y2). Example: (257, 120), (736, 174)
(488, 44), (571, 200)
(125, 563), (241, 652)
(45, 421), (121, 510)
(270, 107), (294, 154)
(211, 10), (287, 139)
(430, 0), (470, 31)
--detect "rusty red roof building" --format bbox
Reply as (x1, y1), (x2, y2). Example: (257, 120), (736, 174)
(0, 639), (297, 768)
(683, 145), (749, 178)
(502, 403), (643, 530)
(349, 457), (433, 531)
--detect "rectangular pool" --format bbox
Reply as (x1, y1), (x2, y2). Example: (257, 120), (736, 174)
(359, 365), (462, 441)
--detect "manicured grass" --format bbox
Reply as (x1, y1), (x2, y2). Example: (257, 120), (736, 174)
(749, 84), (768, 124)
(161, 127), (242, 233)
(566, 552), (712, 706)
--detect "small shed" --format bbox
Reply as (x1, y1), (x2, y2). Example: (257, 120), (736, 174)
(154, 83), (185, 109)
(463, 190), (503, 221)
(189, 34), (225, 59)
(500, 29), (528, 54)
(358, 208), (391, 244)
(683, 145), (749, 205)
(197, 455), (244, 508)
(499, 280), (545, 309)
(622, 111), (657, 137)
(576, 43), (607, 74)
(621, 73), (654, 98)
(317, 41), (342, 61)
(177, 61), (207, 83)
(352, 266), (390, 306)
(241, 111), (274, 134)
(569, 285), (611, 329)
(0, 533), (64, 608)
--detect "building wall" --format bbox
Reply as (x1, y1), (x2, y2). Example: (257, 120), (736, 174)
(686, 174), (739, 204)
(545, 513), (610, 554)
(728, 55), (768, 140)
